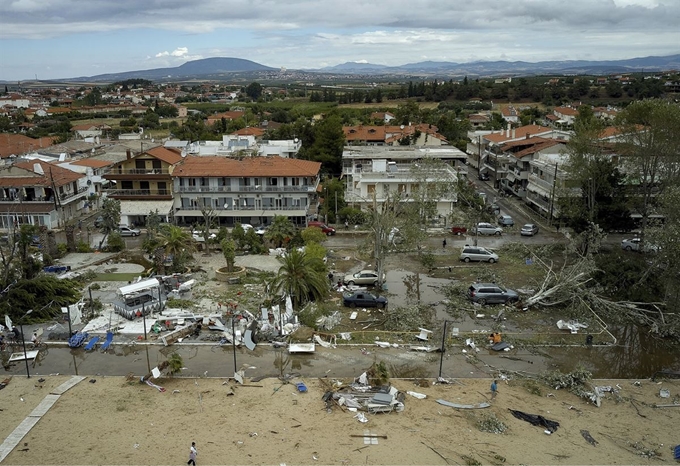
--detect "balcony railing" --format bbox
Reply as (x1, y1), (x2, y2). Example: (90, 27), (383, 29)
(104, 189), (171, 197)
(0, 186), (88, 203)
(103, 168), (170, 175)
(526, 191), (551, 210)
(175, 185), (316, 193)
(178, 205), (308, 212)
(60, 186), (89, 201)
(528, 174), (554, 193)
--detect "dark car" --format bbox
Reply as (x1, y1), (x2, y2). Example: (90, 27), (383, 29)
(478, 172), (490, 181)
(450, 226), (468, 236)
(343, 291), (387, 309)
(94, 216), (104, 228)
(468, 283), (519, 305)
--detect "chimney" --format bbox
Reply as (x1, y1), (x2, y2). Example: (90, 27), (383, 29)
(526, 132), (530, 140)
(512, 129), (516, 139)
(126, 149), (131, 160)
(506, 123), (510, 138)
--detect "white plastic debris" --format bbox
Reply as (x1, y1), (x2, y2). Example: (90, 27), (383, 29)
(407, 391), (427, 400)
(354, 413), (368, 423)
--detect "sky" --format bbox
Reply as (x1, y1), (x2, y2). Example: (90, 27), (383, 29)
(1, 0), (679, 81)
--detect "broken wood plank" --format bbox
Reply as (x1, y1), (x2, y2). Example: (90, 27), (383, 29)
(350, 434), (387, 439)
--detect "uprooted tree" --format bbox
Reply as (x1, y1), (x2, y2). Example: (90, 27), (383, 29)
(521, 244), (678, 338)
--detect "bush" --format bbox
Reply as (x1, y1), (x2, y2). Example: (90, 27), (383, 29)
(106, 232), (126, 252)
(76, 241), (92, 253)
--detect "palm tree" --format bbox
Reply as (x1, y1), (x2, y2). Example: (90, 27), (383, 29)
(156, 226), (196, 272)
(269, 248), (328, 309)
(264, 215), (297, 248)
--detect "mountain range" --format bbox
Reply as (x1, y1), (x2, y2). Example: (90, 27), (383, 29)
(55, 54), (680, 82)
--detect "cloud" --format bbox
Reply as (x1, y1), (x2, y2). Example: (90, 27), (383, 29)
(1, 0), (678, 79)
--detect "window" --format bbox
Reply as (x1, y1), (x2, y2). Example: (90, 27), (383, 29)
(121, 181), (133, 190)
(152, 160), (162, 170)
(367, 184), (375, 194)
(188, 178), (197, 187)
(291, 177), (300, 186)
(157, 182), (167, 194)
(135, 160), (146, 170)
(269, 177), (278, 186)
(398, 184), (406, 193)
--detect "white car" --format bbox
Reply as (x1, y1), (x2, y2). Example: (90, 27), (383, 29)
(192, 230), (217, 242)
(238, 223), (253, 232)
(254, 225), (267, 235)
(621, 238), (659, 253)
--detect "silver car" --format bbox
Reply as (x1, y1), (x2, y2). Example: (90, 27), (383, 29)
(118, 226), (141, 237)
(520, 224), (539, 236)
(343, 270), (385, 287)
(472, 222), (503, 236)
(460, 246), (499, 263)
(468, 283), (519, 305)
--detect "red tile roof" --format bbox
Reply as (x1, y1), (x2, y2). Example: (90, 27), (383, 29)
(484, 125), (552, 144)
(0, 134), (57, 158)
(175, 156), (321, 178)
(511, 140), (564, 159)
(144, 146), (183, 165)
(0, 160), (83, 188)
(231, 127), (265, 137)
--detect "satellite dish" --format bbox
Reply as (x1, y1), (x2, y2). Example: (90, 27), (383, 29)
(400, 125), (405, 130)
(294, 138), (299, 143)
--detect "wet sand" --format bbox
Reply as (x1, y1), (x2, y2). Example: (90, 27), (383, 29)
(2, 375), (679, 465)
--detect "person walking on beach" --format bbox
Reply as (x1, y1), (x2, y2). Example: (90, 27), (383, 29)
(187, 442), (197, 466)
(442, 238), (447, 249)
(490, 380), (498, 399)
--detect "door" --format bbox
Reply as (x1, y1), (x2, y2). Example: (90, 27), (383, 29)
(140, 181), (150, 195)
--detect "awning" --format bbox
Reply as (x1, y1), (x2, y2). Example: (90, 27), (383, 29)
(119, 200), (174, 217)
(118, 278), (161, 297)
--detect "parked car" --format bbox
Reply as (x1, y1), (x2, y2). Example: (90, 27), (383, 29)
(343, 291), (387, 309)
(471, 222), (503, 236)
(478, 172), (490, 181)
(467, 283), (519, 305)
(192, 231), (217, 242)
(460, 246), (499, 263)
(489, 203), (501, 215)
(498, 214), (514, 227)
(308, 221), (336, 236)
(450, 226), (468, 236)
(118, 226), (141, 237)
(254, 225), (267, 235)
(621, 238), (660, 252)
(237, 223), (253, 232)
(520, 224), (539, 236)
(94, 216), (104, 228)
(343, 269), (385, 287)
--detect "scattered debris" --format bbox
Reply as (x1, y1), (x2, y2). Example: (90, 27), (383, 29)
(581, 430), (598, 446)
(476, 413), (508, 434)
(556, 320), (588, 334)
(437, 399), (490, 409)
(508, 409), (560, 433)
(659, 389), (670, 398)
(406, 391), (427, 400)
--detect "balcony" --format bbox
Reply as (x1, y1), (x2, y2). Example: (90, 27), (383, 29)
(178, 204), (308, 212)
(60, 186), (89, 202)
(103, 168), (170, 175)
(528, 174), (554, 193)
(104, 189), (172, 199)
(526, 191), (551, 211)
(175, 185), (316, 193)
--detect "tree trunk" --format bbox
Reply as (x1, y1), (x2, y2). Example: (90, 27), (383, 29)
(154, 247), (165, 276)
(65, 225), (76, 252)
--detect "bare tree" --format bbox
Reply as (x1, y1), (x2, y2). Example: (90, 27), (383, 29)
(198, 199), (217, 254)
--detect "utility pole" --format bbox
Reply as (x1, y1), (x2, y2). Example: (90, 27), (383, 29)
(548, 162), (558, 225)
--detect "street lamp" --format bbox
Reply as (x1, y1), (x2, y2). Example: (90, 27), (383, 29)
(438, 320), (457, 379)
(19, 309), (33, 379)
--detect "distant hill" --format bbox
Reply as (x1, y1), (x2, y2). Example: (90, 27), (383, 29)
(315, 54), (680, 76)
(66, 57), (277, 82)
(45, 53), (680, 83)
